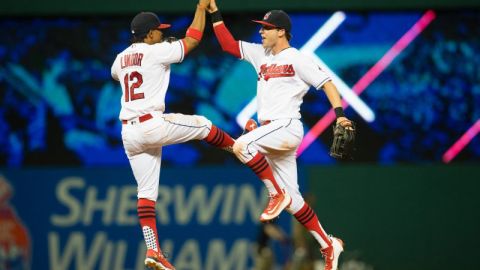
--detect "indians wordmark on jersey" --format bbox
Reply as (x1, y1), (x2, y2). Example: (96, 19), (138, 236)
(258, 63), (295, 81)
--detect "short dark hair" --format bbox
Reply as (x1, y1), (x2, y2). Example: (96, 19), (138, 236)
(285, 31), (292, 41)
(130, 33), (147, 43)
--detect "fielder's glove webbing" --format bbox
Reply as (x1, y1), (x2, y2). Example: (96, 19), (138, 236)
(329, 120), (356, 160)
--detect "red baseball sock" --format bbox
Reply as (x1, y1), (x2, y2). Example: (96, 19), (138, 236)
(246, 153), (282, 194)
(137, 198), (160, 252)
(294, 202), (332, 248)
(204, 125), (235, 149)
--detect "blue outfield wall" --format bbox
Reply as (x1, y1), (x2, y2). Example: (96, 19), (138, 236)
(1, 167), (298, 270)
(1, 165), (480, 270)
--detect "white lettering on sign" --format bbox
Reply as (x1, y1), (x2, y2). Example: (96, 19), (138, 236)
(50, 178), (138, 227)
(48, 232), (254, 270)
(50, 177), (267, 226)
(48, 176), (265, 269)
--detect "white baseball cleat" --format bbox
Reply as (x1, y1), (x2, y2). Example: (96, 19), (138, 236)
(259, 191), (292, 222)
(320, 236), (344, 270)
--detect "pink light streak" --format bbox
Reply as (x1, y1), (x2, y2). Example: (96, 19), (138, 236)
(442, 120), (480, 163)
(297, 10), (437, 157)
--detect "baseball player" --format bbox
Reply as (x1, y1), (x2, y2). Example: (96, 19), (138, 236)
(207, 1), (352, 269)
(110, 1), (238, 269)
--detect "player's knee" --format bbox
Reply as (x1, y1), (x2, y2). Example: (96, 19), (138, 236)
(195, 115), (211, 127)
(232, 141), (245, 157)
(232, 141), (241, 156)
(193, 115), (212, 139)
(138, 192), (157, 202)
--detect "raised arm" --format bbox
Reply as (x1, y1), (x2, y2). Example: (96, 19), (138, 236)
(207, 0), (241, 58)
(181, 0), (210, 54)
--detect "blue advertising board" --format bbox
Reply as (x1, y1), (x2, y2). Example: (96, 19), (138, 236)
(1, 167), (294, 270)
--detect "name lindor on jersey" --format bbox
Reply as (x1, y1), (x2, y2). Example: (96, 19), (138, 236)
(258, 63), (295, 81)
(121, 53), (144, 69)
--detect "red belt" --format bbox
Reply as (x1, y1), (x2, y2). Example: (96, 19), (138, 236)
(121, 113), (153, 125)
(261, 120), (271, 126)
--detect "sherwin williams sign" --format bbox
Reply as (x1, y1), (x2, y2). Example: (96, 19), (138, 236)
(2, 167), (285, 270)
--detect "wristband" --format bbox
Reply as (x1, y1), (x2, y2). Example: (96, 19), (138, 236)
(186, 27), (203, 41)
(334, 107), (345, 118)
(211, 10), (223, 23)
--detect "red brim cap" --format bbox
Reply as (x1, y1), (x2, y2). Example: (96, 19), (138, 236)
(252, 20), (277, 28)
(158, 23), (171, 29)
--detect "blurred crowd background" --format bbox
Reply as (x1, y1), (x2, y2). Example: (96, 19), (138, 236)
(0, 10), (479, 166)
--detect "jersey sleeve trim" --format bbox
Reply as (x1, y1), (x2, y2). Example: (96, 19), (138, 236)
(239, 41), (245, 60)
(179, 40), (186, 62)
(315, 78), (331, 90)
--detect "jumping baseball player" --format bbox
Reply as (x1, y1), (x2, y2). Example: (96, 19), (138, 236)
(110, 1), (240, 269)
(207, 1), (352, 269)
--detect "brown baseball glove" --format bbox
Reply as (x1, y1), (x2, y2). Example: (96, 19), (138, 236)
(329, 120), (356, 160)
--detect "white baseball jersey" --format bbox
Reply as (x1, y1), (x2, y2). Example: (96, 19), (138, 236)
(239, 41), (331, 123)
(111, 40), (214, 201)
(111, 41), (185, 120)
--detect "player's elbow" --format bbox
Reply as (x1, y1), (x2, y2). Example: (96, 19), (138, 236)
(322, 80), (336, 91)
(220, 42), (241, 58)
(183, 37), (200, 53)
(220, 43), (232, 53)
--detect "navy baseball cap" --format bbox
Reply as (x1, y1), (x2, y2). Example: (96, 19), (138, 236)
(131, 12), (171, 36)
(252, 10), (292, 32)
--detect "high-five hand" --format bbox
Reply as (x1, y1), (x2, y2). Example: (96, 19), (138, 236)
(207, 0), (218, 13)
(199, 0), (210, 9)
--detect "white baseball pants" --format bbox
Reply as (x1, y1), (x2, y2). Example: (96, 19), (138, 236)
(233, 118), (306, 213)
(122, 111), (212, 201)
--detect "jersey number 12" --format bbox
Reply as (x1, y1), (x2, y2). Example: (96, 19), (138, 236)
(123, 71), (144, 102)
